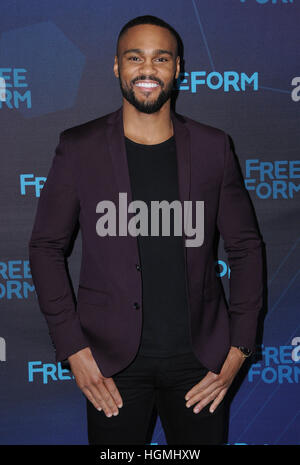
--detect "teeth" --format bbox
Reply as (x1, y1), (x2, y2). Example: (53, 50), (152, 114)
(135, 82), (158, 88)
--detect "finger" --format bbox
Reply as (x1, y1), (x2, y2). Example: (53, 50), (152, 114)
(185, 371), (219, 400)
(92, 381), (120, 417)
(208, 389), (227, 413)
(81, 386), (102, 411)
(103, 377), (123, 408)
(192, 386), (223, 413)
(88, 385), (116, 417)
(186, 378), (222, 407)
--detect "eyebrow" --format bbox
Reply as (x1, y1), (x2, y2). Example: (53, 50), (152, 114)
(123, 48), (173, 57)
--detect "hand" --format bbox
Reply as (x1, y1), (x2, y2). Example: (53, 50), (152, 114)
(68, 347), (123, 418)
(184, 346), (246, 414)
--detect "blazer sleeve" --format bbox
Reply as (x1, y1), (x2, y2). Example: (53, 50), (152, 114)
(217, 132), (264, 353)
(28, 131), (90, 362)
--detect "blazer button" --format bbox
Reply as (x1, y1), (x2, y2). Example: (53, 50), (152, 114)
(133, 302), (140, 310)
(136, 264), (141, 271)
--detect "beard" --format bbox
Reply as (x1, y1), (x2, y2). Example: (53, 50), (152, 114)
(118, 72), (175, 114)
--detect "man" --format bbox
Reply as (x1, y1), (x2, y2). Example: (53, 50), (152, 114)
(28, 15), (264, 445)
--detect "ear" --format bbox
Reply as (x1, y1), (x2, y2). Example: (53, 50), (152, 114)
(175, 56), (180, 80)
(113, 56), (119, 78)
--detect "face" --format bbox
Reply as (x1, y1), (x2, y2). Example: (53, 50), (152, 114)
(114, 24), (180, 114)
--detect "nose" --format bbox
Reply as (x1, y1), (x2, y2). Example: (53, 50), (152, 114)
(138, 57), (157, 77)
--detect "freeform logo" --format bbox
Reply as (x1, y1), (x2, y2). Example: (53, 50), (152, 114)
(227, 442), (268, 445)
(291, 77), (300, 102)
(248, 342), (300, 384)
(291, 337), (300, 362)
(0, 260), (34, 299)
(20, 174), (47, 197)
(0, 337), (6, 362)
(177, 71), (258, 93)
(245, 159), (300, 199)
(0, 68), (31, 109)
(96, 193), (205, 247)
(216, 259), (231, 279)
(28, 361), (74, 384)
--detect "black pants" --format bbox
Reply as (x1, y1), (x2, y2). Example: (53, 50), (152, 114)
(86, 350), (228, 445)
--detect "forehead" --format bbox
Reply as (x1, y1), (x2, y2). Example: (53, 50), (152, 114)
(118, 24), (177, 54)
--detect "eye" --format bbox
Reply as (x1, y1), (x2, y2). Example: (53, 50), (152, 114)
(128, 56), (168, 62)
(128, 56), (141, 61)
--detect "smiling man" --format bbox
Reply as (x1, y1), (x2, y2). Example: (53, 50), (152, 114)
(29, 15), (264, 445)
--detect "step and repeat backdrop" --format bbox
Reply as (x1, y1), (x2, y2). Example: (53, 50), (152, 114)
(0, 0), (299, 445)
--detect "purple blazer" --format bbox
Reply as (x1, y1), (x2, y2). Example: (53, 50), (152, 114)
(28, 105), (263, 377)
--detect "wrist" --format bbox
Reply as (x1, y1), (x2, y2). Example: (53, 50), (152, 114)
(231, 345), (252, 359)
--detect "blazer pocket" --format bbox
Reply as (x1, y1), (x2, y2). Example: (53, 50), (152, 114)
(77, 285), (109, 308)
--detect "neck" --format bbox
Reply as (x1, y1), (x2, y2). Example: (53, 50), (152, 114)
(122, 100), (173, 145)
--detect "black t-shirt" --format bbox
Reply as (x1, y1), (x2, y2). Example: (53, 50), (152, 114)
(125, 134), (192, 357)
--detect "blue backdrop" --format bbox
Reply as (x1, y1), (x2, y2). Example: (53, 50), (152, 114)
(0, 0), (299, 445)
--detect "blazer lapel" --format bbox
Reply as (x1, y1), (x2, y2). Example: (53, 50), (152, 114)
(105, 105), (191, 239)
(170, 109), (191, 238)
(106, 106), (133, 205)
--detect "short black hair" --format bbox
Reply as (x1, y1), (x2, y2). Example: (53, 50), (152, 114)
(116, 15), (181, 58)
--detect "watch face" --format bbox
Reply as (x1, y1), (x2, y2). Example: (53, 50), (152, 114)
(239, 346), (252, 357)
